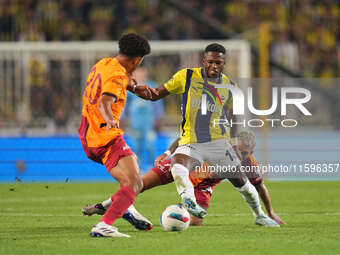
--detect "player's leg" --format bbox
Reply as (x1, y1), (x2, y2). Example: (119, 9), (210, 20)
(212, 140), (266, 218)
(120, 168), (164, 231)
(228, 174), (279, 227)
(100, 147), (207, 219)
(91, 155), (142, 237)
(102, 154), (142, 218)
(82, 163), (168, 216)
(170, 153), (206, 218)
(207, 140), (279, 227)
(141, 168), (164, 191)
(190, 188), (211, 226)
(228, 175), (265, 216)
(84, 160), (174, 230)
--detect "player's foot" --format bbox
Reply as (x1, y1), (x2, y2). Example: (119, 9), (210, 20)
(255, 214), (280, 227)
(90, 222), (130, 238)
(82, 203), (106, 216)
(182, 197), (206, 219)
(122, 205), (153, 231)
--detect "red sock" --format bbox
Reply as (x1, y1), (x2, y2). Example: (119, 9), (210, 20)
(100, 186), (136, 225)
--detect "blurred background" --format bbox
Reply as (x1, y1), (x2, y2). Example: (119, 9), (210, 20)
(0, 0), (339, 181)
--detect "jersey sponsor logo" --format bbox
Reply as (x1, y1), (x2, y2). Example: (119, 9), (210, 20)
(191, 98), (221, 113)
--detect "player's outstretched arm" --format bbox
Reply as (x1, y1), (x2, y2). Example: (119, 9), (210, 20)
(154, 138), (180, 167)
(128, 84), (160, 100)
(127, 75), (160, 100)
(149, 86), (170, 101)
(126, 81), (158, 99)
(256, 182), (286, 225)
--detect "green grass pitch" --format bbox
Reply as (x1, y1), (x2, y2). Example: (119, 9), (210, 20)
(0, 181), (340, 255)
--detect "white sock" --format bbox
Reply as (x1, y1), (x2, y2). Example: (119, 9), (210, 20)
(237, 180), (265, 217)
(171, 163), (196, 203)
(101, 198), (112, 209)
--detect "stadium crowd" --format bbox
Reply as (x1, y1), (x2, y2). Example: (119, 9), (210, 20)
(0, 0), (339, 77)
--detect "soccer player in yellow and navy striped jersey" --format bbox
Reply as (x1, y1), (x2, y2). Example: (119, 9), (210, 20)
(148, 44), (280, 227)
(163, 66), (235, 145)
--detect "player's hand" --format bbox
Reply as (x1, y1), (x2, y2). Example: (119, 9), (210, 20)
(269, 212), (286, 225)
(106, 119), (119, 131)
(154, 153), (169, 167)
(135, 85), (159, 100)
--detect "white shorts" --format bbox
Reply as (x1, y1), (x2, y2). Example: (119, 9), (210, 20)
(173, 139), (241, 171)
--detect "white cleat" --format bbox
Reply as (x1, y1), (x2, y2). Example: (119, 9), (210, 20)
(90, 222), (131, 238)
(182, 197), (207, 219)
(255, 214), (280, 227)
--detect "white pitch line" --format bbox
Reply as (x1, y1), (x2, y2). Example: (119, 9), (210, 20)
(0, 194), (108, 202)
(0, 213), (83, 217)
(207, 212), (340, 217)
(325, 212), (340, 215)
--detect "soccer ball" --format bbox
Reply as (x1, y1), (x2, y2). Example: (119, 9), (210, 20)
(160, 204), (191, 231)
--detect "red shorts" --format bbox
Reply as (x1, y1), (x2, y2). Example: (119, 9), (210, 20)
(194, 189), (211, 209)
(79, 117), (134, 171)
(151, 159), (212, 209)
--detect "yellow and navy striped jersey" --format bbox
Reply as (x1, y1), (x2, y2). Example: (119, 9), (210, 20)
(164, 67), (236, 145)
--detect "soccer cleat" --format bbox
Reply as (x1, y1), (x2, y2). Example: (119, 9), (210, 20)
(255, 214), (280, 227)
(122, 205), (153, 231)
(90, 222), (130, 238)
(182, 197), (206, 219)
(82, 204), (106, 216)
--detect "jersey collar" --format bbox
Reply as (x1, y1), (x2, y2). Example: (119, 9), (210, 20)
(112, 57), (127, 74)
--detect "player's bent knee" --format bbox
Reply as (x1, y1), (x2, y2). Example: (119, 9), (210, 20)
(171, 163), (189, 176)
(118, 175), (143, 194)
(135, 176), (143, 194)
(228, 175), (247, 188)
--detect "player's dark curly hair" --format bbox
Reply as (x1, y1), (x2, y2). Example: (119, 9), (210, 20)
(204, 43), (226, 54)
(118, 33), (151, 58)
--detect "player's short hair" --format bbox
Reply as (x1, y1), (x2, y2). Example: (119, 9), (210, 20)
(118, 33), (151, 58)
(204, 43), (226, 55)
(238, 130), (256, 149)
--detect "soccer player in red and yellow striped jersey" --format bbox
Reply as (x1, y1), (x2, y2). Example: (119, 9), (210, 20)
(78, 33), (157, 238)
